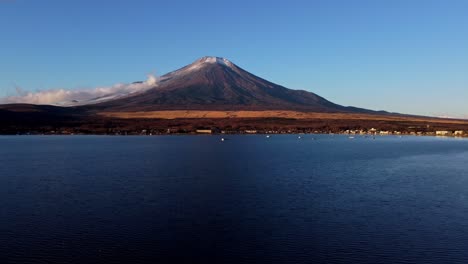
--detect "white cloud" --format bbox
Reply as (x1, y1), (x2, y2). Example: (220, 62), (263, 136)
(0, 74), (159, 106)
(433, 113), (468, 120)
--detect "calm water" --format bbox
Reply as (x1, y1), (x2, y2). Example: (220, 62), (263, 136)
(1, 135), (468, 264)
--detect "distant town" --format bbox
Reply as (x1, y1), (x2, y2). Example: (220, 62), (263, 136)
(7, 127), (467, 138)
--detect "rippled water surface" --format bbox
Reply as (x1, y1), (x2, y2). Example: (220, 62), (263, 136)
(1, 135), (468, 264)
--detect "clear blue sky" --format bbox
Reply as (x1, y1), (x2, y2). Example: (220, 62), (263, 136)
(1, 0), (467, 117)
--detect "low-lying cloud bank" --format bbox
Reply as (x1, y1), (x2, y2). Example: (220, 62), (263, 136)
(0, 74), (158, 106)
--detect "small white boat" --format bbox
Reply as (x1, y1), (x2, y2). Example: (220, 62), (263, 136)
(266, 135), (270, 138)
(221, 138), (225, 141)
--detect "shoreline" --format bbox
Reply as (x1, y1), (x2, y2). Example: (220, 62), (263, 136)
(1, 132), (466, 139)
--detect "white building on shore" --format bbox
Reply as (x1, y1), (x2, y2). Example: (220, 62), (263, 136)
(436, 131), (452, 136)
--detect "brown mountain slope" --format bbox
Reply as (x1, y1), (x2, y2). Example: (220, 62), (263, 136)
(82, 57), (383, 114)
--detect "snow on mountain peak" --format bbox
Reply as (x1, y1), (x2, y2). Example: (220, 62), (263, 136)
(172, 56), (236, 74)
(196, 56), (234, 67)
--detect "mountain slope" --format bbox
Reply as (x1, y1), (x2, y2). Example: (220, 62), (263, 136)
(84, 57), (377, 113)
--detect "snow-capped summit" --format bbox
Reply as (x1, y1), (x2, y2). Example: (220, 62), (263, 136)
(162, 56), (239, 79)
(181, 56), (235, 72)
(195, 56), (234, 67)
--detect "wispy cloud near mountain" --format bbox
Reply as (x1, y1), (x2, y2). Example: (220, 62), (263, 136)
(0, 74), (158, 106)
(434, 113), (468, 120)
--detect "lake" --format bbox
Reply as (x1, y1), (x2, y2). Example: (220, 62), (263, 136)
(1, 135), (468, 263)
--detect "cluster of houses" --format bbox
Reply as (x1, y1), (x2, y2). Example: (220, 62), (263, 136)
(195, 129), (281, 134)
(343, 129), (466, 137)
(435, 130), (465, 137)
(343, 128), (401, 135)
(190, 128), (466, 137)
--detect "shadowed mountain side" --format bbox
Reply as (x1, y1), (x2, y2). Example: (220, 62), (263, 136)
(0, 104), (83, 128)
(81, 57), (384, 114)
(0, 104), (79, 113)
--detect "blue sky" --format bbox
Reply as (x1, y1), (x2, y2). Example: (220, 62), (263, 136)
(1, 0), (467, 117)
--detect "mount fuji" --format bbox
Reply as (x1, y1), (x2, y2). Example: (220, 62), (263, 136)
(82, 56), (378, 113)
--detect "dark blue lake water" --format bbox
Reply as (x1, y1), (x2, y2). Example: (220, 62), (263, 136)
(1, 135), (468, 264)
